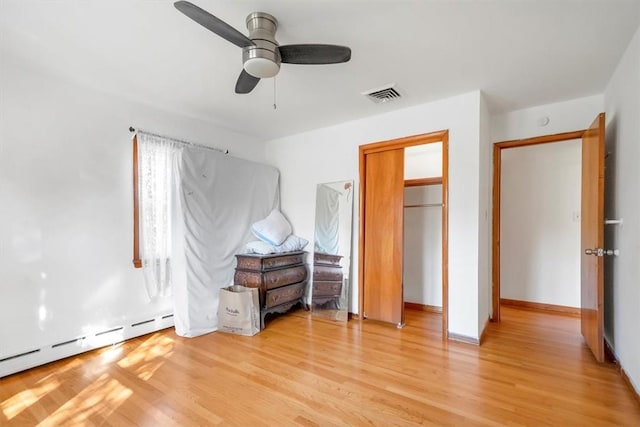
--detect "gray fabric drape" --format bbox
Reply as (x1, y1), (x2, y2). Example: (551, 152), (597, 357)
(173, 147), (279, 337)
(314, 184), (340, 255)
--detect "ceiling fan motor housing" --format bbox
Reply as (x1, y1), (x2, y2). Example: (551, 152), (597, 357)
(243, 12), (281, 78)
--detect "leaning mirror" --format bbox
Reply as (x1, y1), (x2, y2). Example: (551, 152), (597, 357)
(311, 180), (354, 321)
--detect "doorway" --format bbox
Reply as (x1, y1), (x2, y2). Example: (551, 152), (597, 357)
(491, 113), (606, 362)
(499, 139), (582, 315)
(492, 129), (586, 321)
(358, 130), (449, 337)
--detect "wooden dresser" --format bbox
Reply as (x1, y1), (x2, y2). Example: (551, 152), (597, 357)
(312, 252), (343, 309)
(234, 251), (308, 330)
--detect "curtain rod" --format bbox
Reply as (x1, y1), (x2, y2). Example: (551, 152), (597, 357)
(129, 126), (229, 154)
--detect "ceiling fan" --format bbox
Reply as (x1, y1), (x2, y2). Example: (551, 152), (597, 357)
(174, 1), (352, 94)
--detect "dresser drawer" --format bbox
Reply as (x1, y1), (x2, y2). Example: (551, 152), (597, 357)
(265, 282), (305, 308)
(313, 252), (343, 266)
(312, 280), (342, 297)
(235, 264), (308, 290)
(313, 265), (343, 281)
(235, 251), (306, 271)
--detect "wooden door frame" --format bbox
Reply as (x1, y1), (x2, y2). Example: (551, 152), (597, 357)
(359, 130), (449, 337)
(491, 129), (586, 322)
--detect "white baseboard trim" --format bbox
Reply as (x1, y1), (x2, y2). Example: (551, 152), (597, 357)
(0, 313), (174, 378)
(447, 318), (490, 346)
(447, 331), (480, 345)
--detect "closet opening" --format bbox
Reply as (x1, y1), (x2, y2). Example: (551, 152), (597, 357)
(403, 144), (444, 320)
(358, 131), (449, 338)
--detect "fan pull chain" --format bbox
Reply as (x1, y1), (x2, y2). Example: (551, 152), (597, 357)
(273, 77), (277, 110)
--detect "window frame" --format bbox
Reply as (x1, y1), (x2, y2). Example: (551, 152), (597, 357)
(132, 135), (142, 268)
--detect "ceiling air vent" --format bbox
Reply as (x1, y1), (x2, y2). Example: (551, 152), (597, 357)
(363, 84), (402, 104)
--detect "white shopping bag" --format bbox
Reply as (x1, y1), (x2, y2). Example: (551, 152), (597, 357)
(217, 285), (260, 336)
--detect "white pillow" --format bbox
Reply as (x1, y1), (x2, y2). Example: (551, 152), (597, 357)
(251, 209), (292, 246)
(245, 240), (276, 255)
(276, 235), (308, 253)
(246, 235), (309, 255)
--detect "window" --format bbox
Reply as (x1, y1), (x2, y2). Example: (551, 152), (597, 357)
(132, 133), (179, 298)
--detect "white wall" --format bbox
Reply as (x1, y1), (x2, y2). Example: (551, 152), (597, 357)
(404, 186), (442, 307)
(500, 141), (582, 307)
(603, 24), (640, 393)
(0, 52), (263, 376)
(265, 91), (485, 339)
(491, 94), (604, 141)
(478, 93), (492, 333)
(404, 143), (442, 179)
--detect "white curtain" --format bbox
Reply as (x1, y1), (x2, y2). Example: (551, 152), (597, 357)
(137, 132), (180, 299)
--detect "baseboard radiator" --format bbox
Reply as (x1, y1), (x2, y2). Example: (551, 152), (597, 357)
(0, 313), (174, 378)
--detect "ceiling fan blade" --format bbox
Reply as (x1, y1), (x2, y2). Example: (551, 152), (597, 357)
(235, 69), (261, 94)
(174, 1), (255, 48)
(279, 44), (351, 65)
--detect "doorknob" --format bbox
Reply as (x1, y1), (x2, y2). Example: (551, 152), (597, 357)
(584, 248), (619, 256)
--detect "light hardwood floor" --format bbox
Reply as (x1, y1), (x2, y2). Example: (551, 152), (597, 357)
(1, 306), (639, 426)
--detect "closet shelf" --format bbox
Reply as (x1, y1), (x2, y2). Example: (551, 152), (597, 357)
(404, 203), (443, 208)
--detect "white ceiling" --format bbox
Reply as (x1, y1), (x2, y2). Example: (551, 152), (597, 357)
(2, 0), (639, 140)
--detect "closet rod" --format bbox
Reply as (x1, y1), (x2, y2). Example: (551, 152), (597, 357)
(404, 203), (443, 208)
(129, 126), (229, 154)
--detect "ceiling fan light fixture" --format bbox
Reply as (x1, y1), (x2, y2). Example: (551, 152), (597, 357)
(244, 57), (280, 78)
(174, 2), (351, 94)
(242, 12), (280, 79)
